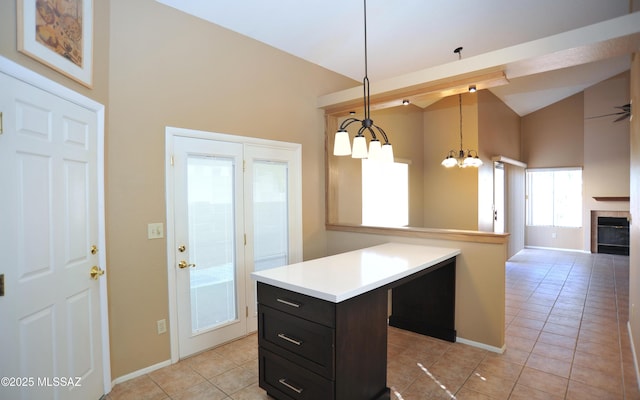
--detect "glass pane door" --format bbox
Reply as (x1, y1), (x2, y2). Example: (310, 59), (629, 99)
(253, 160), (289, 272)
(244, 144), (302, 332)
(187, 155), (237, 332)
(173, 136), (245, 358)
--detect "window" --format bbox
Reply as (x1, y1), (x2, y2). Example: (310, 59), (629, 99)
(362, 159), (409, 227)
(526, 168), (582, 227)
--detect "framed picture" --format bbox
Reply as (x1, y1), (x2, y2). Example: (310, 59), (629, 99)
(17, 0), (93, 88)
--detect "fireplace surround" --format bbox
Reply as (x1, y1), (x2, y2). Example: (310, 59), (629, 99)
(590, 210), (630, 255)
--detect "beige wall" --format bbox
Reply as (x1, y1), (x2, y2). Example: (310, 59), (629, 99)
(522, 93), (585, 168)
(522, 93), (585, 249)
(326, 230), (507, 350)
(477, 90), (522, 233)
(478, 91), (522, 162)
(521, 74), (631, 251)
(105, 0), (354, 378)
(583, 73), (631, 250)
(423, 93), (479, 230)
(421, 90), (520, 233)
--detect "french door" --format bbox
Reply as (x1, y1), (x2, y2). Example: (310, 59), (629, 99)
(167, 129), (301, 359)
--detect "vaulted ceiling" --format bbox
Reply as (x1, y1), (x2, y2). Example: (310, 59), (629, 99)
(156, 0), (640, 116)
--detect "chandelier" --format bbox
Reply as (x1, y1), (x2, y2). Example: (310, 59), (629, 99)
(441, 47), (482, 168)
(332, 0), (394, 163)
(441, 93), (483, 168)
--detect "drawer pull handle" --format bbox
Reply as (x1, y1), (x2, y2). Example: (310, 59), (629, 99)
(278, 378), (303, 394)
(276, 298), (301, 308)
(278, 333), (303, 346)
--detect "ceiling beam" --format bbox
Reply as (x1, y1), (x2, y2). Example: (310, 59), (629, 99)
(318, 12), (640, 114)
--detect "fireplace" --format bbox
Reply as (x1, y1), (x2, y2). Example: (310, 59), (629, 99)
(591, 211), (630, 255)
(597, 217), (629, 255)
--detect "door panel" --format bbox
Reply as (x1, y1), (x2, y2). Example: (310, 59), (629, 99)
(168, 131), (302, 359)
(174, 137), (246, 357)
(244, 144), (302, 331)
(0, 71), (104, 400)
(493, 162), (505, 234)
(252, 160), (289, 273)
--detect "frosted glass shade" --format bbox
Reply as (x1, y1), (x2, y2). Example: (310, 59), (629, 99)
(463, 154), (482, 167)
(381, 143), (394, 163)
(367, 140), (382, 161)
(351, 135), (368, 158)
(333, 130), (351, 156)
(441, 156), (458, 168)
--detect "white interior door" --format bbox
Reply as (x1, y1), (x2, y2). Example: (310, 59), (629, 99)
(493, 161), (505, 234)
(492, 157), (527, 258)
(173, 137), (247, 358)
(167, 130), (302, 360)
(0, 70), (106, 399)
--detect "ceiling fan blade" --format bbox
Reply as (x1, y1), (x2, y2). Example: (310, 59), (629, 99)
(585, 103), (631, 122)
(613, 113), (630, 122)
(585, 111), (626, 120)
(615, 103), (631, 111)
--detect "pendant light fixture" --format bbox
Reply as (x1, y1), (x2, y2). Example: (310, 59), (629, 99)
(441, 47), (483, 169)
(332, 0), (394, 163)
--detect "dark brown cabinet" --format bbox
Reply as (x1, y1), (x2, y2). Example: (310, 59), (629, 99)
(257, 283), (390, 400)
(253, 245), (458, 400)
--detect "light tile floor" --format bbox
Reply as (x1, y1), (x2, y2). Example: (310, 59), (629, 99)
(107, 248), (640, 399)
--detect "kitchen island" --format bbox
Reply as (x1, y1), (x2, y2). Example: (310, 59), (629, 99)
(251, 242), (460, 400)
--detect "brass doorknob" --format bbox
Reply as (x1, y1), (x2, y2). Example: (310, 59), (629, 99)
(178, 260), (196, 269)
(90, 266), (105, 280)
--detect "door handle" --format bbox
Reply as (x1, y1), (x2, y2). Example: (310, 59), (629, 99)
(90, 266), (105, 280)
(178, 260), (196, 269)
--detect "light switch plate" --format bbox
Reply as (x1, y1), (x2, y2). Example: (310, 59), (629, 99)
(147, 223), (164, 239)
(157, 319), (167, 334)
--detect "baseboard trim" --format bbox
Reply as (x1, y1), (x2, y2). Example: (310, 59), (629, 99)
(524, 245), (591, 254)
(456, 336), (506, 354)
(628, 321), (640, 391)
(111, 359), (172, 386)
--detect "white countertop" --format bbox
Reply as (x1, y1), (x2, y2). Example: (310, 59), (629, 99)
(251, 242), (460, 303)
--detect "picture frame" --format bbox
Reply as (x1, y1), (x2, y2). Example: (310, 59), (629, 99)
(17, 0), (93, 88)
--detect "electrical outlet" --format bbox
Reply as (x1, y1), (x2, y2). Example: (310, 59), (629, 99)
(148, 223), (164, 239)
(157, 319), (167, 335)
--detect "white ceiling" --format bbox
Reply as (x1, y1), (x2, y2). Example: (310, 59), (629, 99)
(156, 0), (639, 116)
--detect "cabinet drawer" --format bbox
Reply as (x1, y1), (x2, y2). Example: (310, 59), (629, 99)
(259, 305), (334, 378)
(260, 348), (334, 400)
(257, 283), (335, 327)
